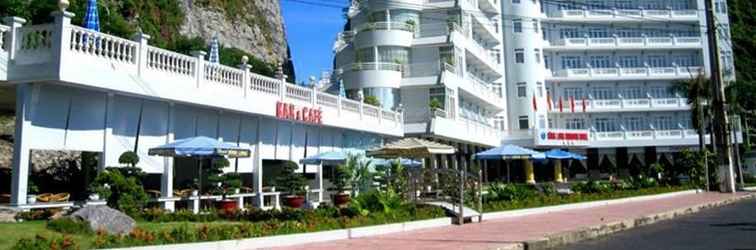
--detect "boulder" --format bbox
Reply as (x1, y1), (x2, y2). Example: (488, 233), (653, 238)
(70, 206), (135, 235)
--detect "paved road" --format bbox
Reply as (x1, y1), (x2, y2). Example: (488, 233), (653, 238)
(271, 192), (750, 250)
(556, 197), (756, 250)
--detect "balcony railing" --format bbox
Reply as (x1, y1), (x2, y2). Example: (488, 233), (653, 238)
(354, 21), (415, 34)
(465, 73), (504, 104)
(550, 9), (700, 20)
(592, 129), (699, 141)
(549, 66), (703, 79)
(2, 14), (403, 132)
(548, 36), (702, 49)
(550, 97), (688, 113)
(340, 62), (403, 73)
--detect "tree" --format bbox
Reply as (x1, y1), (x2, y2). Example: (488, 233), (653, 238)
(670, 73), (712, 151)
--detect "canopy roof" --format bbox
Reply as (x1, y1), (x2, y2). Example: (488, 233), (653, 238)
(148, 136), (251, 158)
(366, 138), (456, 158)
(299, 149), (365, 165)
(474, 144), (545, 160)
(544, 149), (586, 160)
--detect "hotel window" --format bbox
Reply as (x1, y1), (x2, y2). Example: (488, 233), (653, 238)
(673, 55), (697, 67)
(566, 118), (585, 130)
(513, 0), (520, 4)
(649, 86), (675, 98)
(534, 49), (541, 64)
(518, 116), (529, 130)
(654, 116), (676, 130)
(513, 19), (523, 33)
(590, 55), (611, 68)
(561, 56), (583, 69)
(532, 19), (539, 33)
(618, 55), (641, 68)
(588, 27), (609, 38)
(623, 87), (644, 99)
(429, 87), (447, 111)
(647, 55), (668, 67)
(538, 115), (546, 129)
(537, 82), (544, 97)
(615, 0), (633, 9)
(594, 118), (619, 132)
(544, 55), (551, 69)
(356, 48), (376, 63)
(617, 28), (641, 38)
(378, 46), (409, 64)
(517, 82), (527, 98)
(563, 87), (584, 99)
(593, 88), (615, 100)
(560, 28), (580, 39)
(624, 117), (646, 131)
(515, 49), (525, 63)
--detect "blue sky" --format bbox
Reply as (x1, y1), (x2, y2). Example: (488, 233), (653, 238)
(281, 0), (349, 83)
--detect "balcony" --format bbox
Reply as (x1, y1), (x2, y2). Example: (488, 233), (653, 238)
(2, 16), (403, 137)
(340, 62), (404, 89)
(547, 66), (703, 81)
(460, 73), (506, 110)
(352, 21), (415, 48)
(549, 98), (689, 113)
(546, 9), (700, 23)
(545, 36), (703, 51)
(589, 129), (706, 148)
(405, 110), (502, 147)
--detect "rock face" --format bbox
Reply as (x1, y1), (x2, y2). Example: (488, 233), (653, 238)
(179, 0), (290, 66)
(71, 206), (136, 235)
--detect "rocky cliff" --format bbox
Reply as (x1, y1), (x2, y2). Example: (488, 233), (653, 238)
(179, 0), (292, 69)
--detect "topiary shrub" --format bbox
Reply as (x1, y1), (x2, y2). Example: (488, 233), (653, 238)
(118, 151), (140, 167)
(92, 167), (149, 216)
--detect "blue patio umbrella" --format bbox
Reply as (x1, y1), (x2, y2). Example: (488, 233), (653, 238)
(474, 145), (545, 183)
(544, 149), (587, 160)
(299, 149), (365, 165)
(83, 0), (100, 31)
(209, 35), (220, 64)
(474, 144), (545, 160)
(149, 136), (251, 197)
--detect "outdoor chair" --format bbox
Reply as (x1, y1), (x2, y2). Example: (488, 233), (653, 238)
(36, 193), (55, 202)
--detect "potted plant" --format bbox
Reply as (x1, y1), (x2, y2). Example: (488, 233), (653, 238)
(333, 163), (353, 207)
(276, 161), (308, 208)
(206, 157), (242, 212)
(26, 180), (39, 204)
(405, 19), (416, 32)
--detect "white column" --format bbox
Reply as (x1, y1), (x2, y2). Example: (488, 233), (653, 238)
(10, 83), (34, 206)
(3, 17), (26, 61)
(99, 93), (115, 171)
(316, 163), (324, 203)
(253, 118), (264, 207)
(191, 51), (206, 89)
(132, 32), (151, 77)
(161, 103), (175, 211)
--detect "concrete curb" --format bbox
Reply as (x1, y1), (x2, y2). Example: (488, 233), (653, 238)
(483, 189), (701, 221)
(522, 192), (756, 250)
(107, 217), (452, 250)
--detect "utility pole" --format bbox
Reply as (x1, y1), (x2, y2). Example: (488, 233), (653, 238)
(704, 0), (736, 192)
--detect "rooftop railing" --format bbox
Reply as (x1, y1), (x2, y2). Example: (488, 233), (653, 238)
(2, 13), (402, 133)
(550, 9), (700, 20)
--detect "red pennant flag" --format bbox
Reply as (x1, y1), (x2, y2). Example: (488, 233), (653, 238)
(532, 93), (538, 112)
(559, 96), (564, 113)
(547, 92), (553, 111)
(582, 97), (587, 112)
(570, 96), (575, 113)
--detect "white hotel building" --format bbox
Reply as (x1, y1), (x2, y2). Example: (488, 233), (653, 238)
(333, 0), (507, 167)
(334, 0), (740, 174)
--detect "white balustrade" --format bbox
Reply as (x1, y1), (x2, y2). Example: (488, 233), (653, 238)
(341, 99), (361, 113)
(316, 92), (338, 108)
(249, 74), (280, 95)
(146, 46), (196, 76)
(18, 24), (54, 51)
(363, 105), (380, 118)
(551, 9), (697, 20)
(285, 84), (313, 103)
(204, 63), (244, 88)
(69, 26), (138, 64)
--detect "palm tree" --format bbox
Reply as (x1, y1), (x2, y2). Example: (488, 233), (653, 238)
(670, 73), (712, 151)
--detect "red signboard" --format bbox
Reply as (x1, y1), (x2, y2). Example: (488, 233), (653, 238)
(546, 131), (589, 141)
(276, 102), (322, 125)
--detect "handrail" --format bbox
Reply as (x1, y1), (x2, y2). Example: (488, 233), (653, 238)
(146, 46), (196, 76)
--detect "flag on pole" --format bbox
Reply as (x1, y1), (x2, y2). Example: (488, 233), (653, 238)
(570, 96), (575, 113)
(83, 0), (100, 31)
(559, 96), (564, 113)
(582, 97), (587, 112)
(209, 35), (220, 64)
(532, 93), (538, 112)
(547, 92), (552, 111)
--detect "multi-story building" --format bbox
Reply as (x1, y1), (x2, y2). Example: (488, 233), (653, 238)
(500, 0), (739, 170)
(333, 0), (507, 167)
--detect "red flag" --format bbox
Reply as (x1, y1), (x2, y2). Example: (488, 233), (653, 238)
(532, 93), (538, 112)
(559, 96), (564, 112)
(570, 96), (575, 113)
(547, 91), (552, 111)
(582, 97), (587, 112)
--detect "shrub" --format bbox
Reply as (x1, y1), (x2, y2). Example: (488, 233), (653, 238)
(92, 168), (149, 216)
(363, 95), (381, 106)
(572, 181), (613, 194)
(118, 151), (140, 167)
(486, 183), (536, 201)
(12, 235), (79, 250)
(14, 209), (56, 221)
(275, 161), (307, 196)
(47, 217), (93, 235)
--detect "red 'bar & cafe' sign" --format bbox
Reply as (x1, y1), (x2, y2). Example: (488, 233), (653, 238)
(276, 101), (323, 124)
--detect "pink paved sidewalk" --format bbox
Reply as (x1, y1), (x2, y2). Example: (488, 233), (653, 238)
(269, 192), (751, 250)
